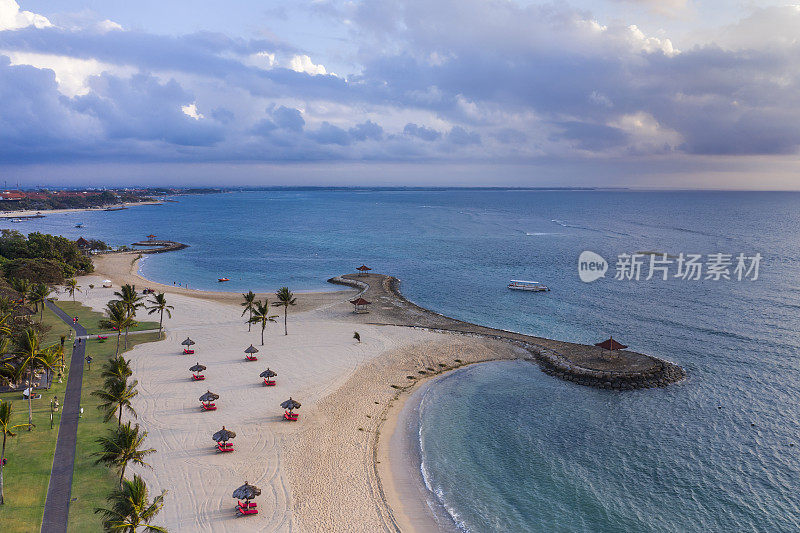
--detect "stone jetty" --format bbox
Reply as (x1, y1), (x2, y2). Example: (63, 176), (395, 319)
(329, 273), (685, 390)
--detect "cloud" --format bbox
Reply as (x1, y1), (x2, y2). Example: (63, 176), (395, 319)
(447, 126), (480, 146)
(0, 0), (51, 31)
(2, 0), (800, 174)
(403, 123), (441, 141)
(289, 54), (329, 76)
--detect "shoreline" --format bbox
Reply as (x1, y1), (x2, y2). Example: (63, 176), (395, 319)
(0, 200), (164, 218)
(85, 255), (686, 532)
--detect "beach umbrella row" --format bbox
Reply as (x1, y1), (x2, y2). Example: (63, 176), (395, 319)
(280, 397), (301, 411)
(259, 369), (277, 379)
(189, 363), (206, 373)
(199, 390), (219, 403)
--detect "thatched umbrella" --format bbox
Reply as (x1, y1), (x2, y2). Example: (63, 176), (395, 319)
(189, 363), (206, 373)
(244, 345), (259, 355)
(280, 397), (301, 412)
(232, 481), (261, 501)
(259, 368), (277, 379)
(199, 390), (219, 403)
(212, 426), (236, 443)
(182, 337), (195, 346)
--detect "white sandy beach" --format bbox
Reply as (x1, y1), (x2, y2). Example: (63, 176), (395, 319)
(0, 201), (163, 219)
(67, 259), (524, 532)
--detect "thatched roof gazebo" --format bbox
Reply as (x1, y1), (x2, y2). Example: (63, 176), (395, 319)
(356, 265), (372, 276)
(594, 337), (628, 351)
(350, 297), (371, 314)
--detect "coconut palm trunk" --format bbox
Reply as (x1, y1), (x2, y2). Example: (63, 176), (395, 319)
(27, 369), (33, 429)
(115, 331), (121, 356)
(1, 430), (6, 503)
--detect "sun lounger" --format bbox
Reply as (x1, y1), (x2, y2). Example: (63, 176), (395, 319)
(224, 442), (233, 448)
(245, 355), (257, 361)
(183, 349), (195, 355)
(192, 374), (205, 381)
(263, 379), (276, 386)
(284, 410), (299, 421)
(237, 500), (256, 508)
(217, 443), (234, 452)
(237, 505), (258, 516)
(97, 335), (108, 340)
(201, 403), (217, 411)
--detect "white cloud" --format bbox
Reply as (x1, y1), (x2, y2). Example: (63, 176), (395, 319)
(181, 103), (204, 120)
(0, 0), (51, 31)
(2, 50), (135, 96)
(96, 19), (123, 33)
(289, 54), (329, 76)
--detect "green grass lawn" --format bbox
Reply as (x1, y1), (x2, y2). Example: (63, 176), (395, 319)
(0, 300), (163, 532)
(53, 299), (161, 335)
(0, 304), (76, 531)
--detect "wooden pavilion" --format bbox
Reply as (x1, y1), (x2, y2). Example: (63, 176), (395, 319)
(350, 297), (371, 313)
(594, 336), (628, 351)
(356, 265), (372, 276)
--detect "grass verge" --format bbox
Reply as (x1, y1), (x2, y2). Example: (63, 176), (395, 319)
(66, 331), (162, 532)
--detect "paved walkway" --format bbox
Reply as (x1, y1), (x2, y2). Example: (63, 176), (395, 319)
(40, 301), (87, 533)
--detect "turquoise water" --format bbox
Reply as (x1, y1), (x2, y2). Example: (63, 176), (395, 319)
(6, 189), (800, 531)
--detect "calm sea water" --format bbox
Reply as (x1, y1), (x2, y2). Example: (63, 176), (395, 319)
(6, 190), (800, 531)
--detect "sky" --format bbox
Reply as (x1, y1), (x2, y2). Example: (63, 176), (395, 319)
(1, 0), (799, 188)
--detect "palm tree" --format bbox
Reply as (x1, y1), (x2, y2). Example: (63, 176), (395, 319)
(94, 474), (167, 532)
(0, 401), (33, 505)
(240, 291), (256, 332)
(101, 356), (133, 387)
(92, 377), (139, 426)
(65, 278), (80, 302)
(101, 301), (135, 356)
(145, 293), (172, 338)
(14, 328), (56, 429)
(0, 297), (14, 315)
(94, 422), (155, 486)
(114, 285), (144, 349)
(272, 287), (296, 336)
(9, 278), (30, 307)
(248, 300), (278, 346)
(29, 283), (52, 323)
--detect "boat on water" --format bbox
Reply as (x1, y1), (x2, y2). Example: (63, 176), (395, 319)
(508, 280), (550, 292)
(75, 223), (84, 228)
(218, 278), (230, 282)
(10, 218), (22, 223)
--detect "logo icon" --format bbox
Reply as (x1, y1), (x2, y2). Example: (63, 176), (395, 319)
(578, 251), (607, 282)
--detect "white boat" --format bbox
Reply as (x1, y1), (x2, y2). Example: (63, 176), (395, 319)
(508, 280), (549, 291)
(10, 218), (22, 223)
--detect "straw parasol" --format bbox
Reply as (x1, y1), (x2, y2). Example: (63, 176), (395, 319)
(232, 481), (261, 501)
(280, 397), (301, 411)
(189, 363), (206, 373)
(181, 337), (195, 347)
(244, 344), (259, 355)
(212, 426), (236, 443)
(260, 368), (277, 379)
(199, 390), (219, 402)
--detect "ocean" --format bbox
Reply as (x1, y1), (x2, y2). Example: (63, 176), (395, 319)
(6, 189), (800, 532)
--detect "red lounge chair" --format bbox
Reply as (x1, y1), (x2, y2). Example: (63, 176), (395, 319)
(184, 349), (195, 355)
(263, 379), (276, 386)
(217, 444), (234, 452)
(237, 505), (258, 516)
(245, 355), (257, 361)
(97, 335), (108, 340)
(192, 374), (205, 381)
(284, 410), (299, 421)
(224, 442), (233, 448)
(237, 501), (256, 508)
(201, 403), (217, 411)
